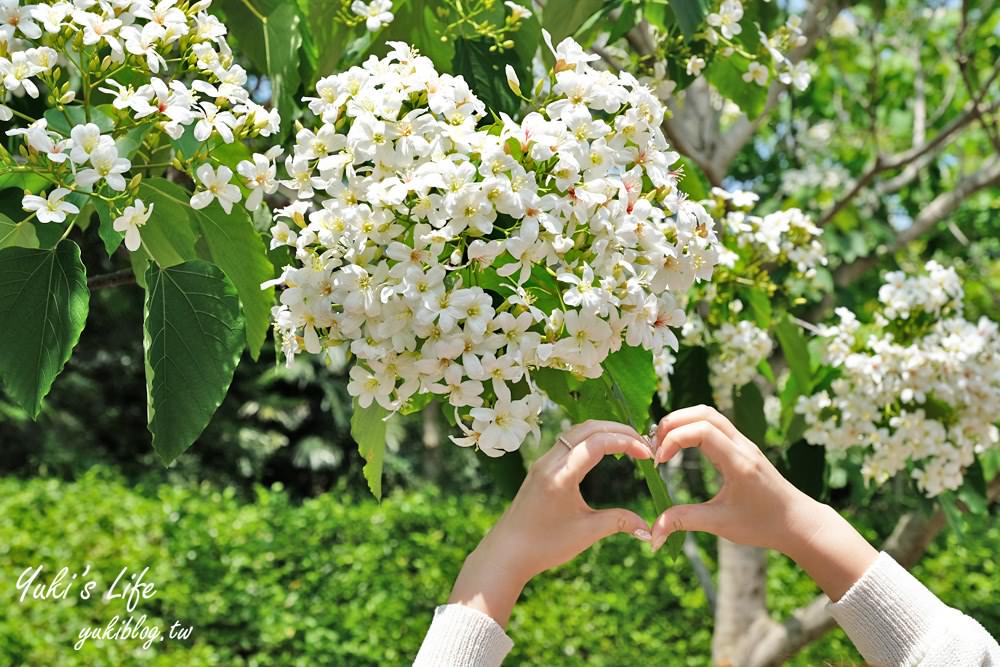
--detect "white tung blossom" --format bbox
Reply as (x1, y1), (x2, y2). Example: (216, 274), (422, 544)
(797, 262), (1000, 498)
(268, 36), (721, 457)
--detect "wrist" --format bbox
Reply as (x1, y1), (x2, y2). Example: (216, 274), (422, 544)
(783, 501), (879, 602)
(780, 494), (835, 560)
(448, 545), (529, 628)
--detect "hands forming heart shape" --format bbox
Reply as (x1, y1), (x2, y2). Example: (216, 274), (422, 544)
(446, 405), (877, 627)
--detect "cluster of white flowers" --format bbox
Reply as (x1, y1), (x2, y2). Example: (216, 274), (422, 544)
(266, 37), (721, 457)
(711, 189), (826, 277)
(709, 319), (773, 411)
(639, 1), (811, 104)
(1, 0), (279, 250)
(878, 260), (963, 321)
(797, 262), (1000, 497)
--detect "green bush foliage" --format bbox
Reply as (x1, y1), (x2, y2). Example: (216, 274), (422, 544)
(2, 470), (996, 666)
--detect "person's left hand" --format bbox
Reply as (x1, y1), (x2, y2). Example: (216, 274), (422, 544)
(448, 419), (654, 626)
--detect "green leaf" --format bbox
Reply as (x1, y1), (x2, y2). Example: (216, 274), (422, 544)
(297, 0), (345, 78)
(219, 0), (302, 132)
(676, 156), (709, 201)
(774, 314), (812, 395)
(938, 491), (965, 541)
(743, 286), (772, 329)
(135, 177), (200, 267)
(705, 54), (768, 118)
(478, 448), (527, 500)
(452, 38), (524, 117)
(0, 173), (48, 193)
(92, 198), (124, 256)
(0, 213), (40, 249)
(350, 398), (389, 500)
(143, 260), (245, 464)
(732, 382), (766, 446)
(668, 0), (707, 38)
(604, 345), (657, 429)
(541, 0), (604, 46)
(0, 241), (89, 417)
(957, 459), (988, 515)
(116, 123), (153, 159)
(44, 105), (115, 136)
(142, 179), (274, 360)
(377, 0), (455, 72)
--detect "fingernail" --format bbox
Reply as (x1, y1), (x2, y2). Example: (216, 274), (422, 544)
(632, 528), (652, 542)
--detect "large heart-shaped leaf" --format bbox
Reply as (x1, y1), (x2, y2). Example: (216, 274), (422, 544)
(0, 240), (89, 417)
(0, 212), (40, 250)
(142, 178), (274, 359)
(144, 260), (245, 464)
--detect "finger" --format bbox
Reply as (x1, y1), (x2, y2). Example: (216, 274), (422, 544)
(588, 508), (652, 542)
(655, 404), (740, 449)
(654, 420), (736, 472)
(650, 503), (722, 551)
(564, 432), (652, 483)
(563, 419), (643, 450)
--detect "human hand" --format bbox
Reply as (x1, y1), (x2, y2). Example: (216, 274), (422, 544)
(647, 405), (818, 554)
(448, 420), (654, 626)
(648, 405), (877, 601)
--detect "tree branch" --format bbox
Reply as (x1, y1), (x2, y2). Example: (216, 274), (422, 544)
(817, 99), (1000, 227)
(835, 154), (1000, 286)
(87, 268), (136, 290)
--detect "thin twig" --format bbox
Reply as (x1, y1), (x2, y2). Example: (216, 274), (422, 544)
(87, 268), (136, 290)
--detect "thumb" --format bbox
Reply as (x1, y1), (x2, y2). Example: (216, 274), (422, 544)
(589, 508), (652, 543)
(651, 503), (720, 551)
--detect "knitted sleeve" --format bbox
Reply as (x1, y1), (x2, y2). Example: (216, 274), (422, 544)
(829, 551), (1000, 666)
(413, 603), (514, 666)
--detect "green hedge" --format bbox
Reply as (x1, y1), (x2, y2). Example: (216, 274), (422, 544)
(1, 470), (996, 666)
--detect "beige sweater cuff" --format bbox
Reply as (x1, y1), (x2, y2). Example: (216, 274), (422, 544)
(413, 603), (514, 666)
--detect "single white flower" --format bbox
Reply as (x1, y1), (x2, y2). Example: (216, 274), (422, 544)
(75, 146), (131, 191)
(504, 1), (531, 20)
(742, 62), (768, 86)
(686, 56), (706, 77)
(69, 123), (114, 165)
(112, 199), (155, 251)
(22, 188), (79, 224)
(190, 164), (241, 214)
(0, 0), (42, 41)
(707, 0), (743, 40)
(0, 51), (44, 98)
(351, 0), (393, 31)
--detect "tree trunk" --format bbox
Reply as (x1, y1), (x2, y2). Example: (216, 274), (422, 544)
(712, 539), (770, 666)
(421, 402), (443, 484)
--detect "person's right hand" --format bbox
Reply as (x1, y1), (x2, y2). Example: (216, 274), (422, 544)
(647, 405), (878, 601)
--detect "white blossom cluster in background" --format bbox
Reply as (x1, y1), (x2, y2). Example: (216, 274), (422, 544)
(638, 0), (810, 106)
(653, 188), (826, 409)
(797, 262), (1000, 497)
(265, 36), (721, 457)
(709, 319), (773, 411)
(1, 0), (279, 249)
(712, 188), (827, 277)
